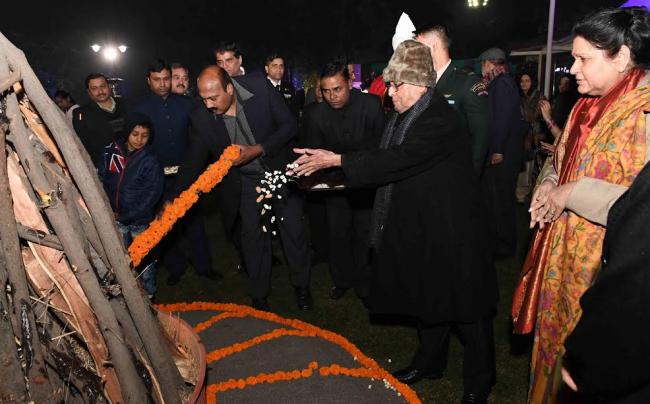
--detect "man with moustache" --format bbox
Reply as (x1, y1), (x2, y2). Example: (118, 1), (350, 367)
(134, 59), (219, 285)
(171, 63), (191, 96)
(73, 73), (127, 162)
(301, 59), (384, 300)
(175, 65), (313, 311)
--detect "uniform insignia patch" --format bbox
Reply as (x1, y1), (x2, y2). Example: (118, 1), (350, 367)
(471, 81), (488, 96)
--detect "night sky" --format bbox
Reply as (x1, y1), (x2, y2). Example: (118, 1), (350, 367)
(3, 0), (622, 102)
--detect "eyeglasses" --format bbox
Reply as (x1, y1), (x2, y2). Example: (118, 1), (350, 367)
(386, 82), (405, 92)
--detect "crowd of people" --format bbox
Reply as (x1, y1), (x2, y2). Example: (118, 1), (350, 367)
(52, 6), (650, 404)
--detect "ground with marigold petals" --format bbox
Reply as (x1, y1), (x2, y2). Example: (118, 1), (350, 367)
(158, 303), (419, 403)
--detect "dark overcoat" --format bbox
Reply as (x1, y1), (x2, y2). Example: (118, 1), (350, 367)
(174, 74), (298, 233)
(564, 160), (650, 402)
(341, 89), (497, 323)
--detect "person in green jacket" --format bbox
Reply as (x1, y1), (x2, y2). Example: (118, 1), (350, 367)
(415, 23), (490, 176)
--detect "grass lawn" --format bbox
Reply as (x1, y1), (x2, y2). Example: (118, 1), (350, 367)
(155, 198), (533, 403)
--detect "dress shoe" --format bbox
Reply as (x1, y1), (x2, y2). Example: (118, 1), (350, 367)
(251, 298), (270, 311)
(294, 287), (313, 311)
(329, 286), (348, 300)
(461, 392), (488, 404)
(200, 270), (223, 280)
(392, 366), (442, 385)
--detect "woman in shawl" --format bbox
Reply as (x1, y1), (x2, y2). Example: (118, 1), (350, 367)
(512, 7), (650, 403)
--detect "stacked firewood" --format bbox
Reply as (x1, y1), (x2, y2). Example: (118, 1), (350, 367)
(0, 33), (196, 403)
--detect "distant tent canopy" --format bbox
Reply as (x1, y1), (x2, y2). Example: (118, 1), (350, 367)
(509, 36), (573, 57)
(620, 0), (649, 7)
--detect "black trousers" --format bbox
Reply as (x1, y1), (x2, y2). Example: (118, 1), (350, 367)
(304, 192), (329, 264)
(482, 153), (521, 257)
(411, 315), (496, 395)
(324, 189), (373, 294)
(240, 175), (311, 299)
(159, 176), (215, 278)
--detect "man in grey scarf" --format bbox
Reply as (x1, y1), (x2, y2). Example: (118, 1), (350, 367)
(291, 40), (497, 404)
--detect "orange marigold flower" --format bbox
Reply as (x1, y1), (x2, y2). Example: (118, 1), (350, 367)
(129, 146), (239, 266)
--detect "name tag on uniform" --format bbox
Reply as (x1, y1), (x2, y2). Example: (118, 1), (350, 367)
(447, 100), (455, 105)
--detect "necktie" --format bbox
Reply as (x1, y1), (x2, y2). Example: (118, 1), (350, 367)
(276, 84), (281, 92)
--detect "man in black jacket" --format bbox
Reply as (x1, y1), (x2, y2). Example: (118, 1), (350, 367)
(176, 65), (312, 311)
(72, 73), (127, 163)
(291, 40), (496, 404)
(479, 48), (526, 258)
(301, 59), (384, 300)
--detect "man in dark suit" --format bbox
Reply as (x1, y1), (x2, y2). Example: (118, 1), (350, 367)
(479, 48), (527, 258)
(176, 65), (312, 311)
(301, 59), (385, 300)
(265, 53), (302, 118)
(72, 73), (127, 163)
(415, 23), (489, 176)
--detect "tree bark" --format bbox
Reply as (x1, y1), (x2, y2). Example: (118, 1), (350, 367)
(0, 32), (184, 402)
(1, 56), (147, 402)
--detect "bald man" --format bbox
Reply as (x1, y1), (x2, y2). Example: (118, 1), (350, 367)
(175, 66), (313, 311)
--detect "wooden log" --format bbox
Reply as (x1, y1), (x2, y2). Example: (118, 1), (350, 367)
(0, 32), (185, 402)
(0, 68), (20, 93)
(15, 85), (66, 168)
(40, 153), (110, 272)
(16, 222), (63, 250)
(1, 62), (147, 402)
(31, 293), (105, 404)
(0, 101), (53, 403)
(7, 142), (123, 401)
(0, 232), (28, 403)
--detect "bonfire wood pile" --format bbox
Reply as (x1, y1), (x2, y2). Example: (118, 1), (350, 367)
(0, 33), (193, 403)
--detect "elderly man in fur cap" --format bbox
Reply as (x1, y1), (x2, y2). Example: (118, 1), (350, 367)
(291, 40), (497, 404)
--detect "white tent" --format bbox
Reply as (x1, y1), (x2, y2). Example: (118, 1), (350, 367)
(509, 35), (573, 96)
(509, 35), (573, 57)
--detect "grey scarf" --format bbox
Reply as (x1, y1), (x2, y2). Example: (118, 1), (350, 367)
(368, 88), (435, 249)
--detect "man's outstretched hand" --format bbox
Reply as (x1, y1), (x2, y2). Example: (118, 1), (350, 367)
(290, 148), (341, 177)
(232, 144), (264, 166)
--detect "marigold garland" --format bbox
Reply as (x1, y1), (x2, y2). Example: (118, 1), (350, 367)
(206, 328), (314, 363)
(156, 302), (422, 404)
(194, 311), (247, 334)
(128, 146), (240, 267)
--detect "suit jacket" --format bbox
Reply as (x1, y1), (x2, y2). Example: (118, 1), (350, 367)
(72, 98), (127, 163)
(268, 78), (302, 118)
(486, 73), (526, 160)
(175, 74), (298, 232)
(436, 64), (490, 172)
